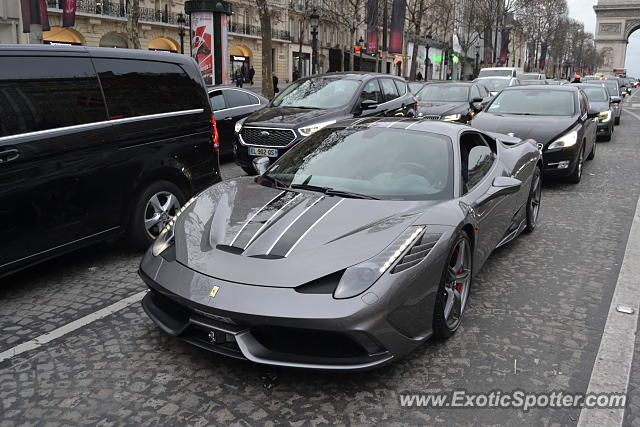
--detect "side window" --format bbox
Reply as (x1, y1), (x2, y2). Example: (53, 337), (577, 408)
(209, 90), (226, 111)
(460, 132), (495, 193)
(360, 79), (383, 104)
(393, 79), (407, 96)
(248, 93), (261, 105)
(93, 59), (204, 118)
(225, 89), (253, 108)
(380, 78), (399, 102)
(579, 92), (588, 116)
(0, 56), (107, 137)
(471, 85), (481, 100)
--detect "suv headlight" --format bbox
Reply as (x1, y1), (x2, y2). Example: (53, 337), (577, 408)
(298, 120), (336, 137)
(442, 114), (462, 122)
(333, 226), (425, 299)
(548, 130), (578, 150)
(151, 196), (198, 256)
(234, 118), (246, 134)
(598, 110), (611, 123)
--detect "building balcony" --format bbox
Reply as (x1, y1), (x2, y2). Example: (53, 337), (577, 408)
(46, 0), (181, 25)
(228, 23), (291, 42)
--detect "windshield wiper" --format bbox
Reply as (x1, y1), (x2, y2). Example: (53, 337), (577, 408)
(290, 183), (378, 200)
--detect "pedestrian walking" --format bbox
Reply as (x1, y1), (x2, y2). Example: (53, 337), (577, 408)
(416, 71), (423, 81)
(273, 73), (279, 95)
(248, 66), (255, 85)
(234, 69), (243, 88)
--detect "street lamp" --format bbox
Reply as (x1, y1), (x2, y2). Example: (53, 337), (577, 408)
(358, 36), (364, 71)
(424, 33), (433, 82)
(310, 8), (320, 74)
(475, 44), (480, 78)
(177, 13), (186, 54)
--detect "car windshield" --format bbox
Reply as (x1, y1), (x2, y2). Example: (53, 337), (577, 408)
(601, 82), (619, 96)
(478, 69), (513, 77)
(261, 127), (454, 200)
(477, 78), (510, 92)
(408, 82), (425, 93)
(417, 85), (469, 102)
(581, 86), (609, 102)
(271, 77), (360, 109)
(487, 89), (575, 116)
(521, 74), (540, 80)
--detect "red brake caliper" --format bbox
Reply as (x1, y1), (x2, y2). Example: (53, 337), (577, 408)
(452, 247), (463, 294)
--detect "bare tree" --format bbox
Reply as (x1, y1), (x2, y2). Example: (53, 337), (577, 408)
(126, 0), (141, 49)
(325, 0), (366, 71)
(405, 0), (430, 80)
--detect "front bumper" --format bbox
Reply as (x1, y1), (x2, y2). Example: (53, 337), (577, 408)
(137, 241), (449, 370)
(541, 145), (581, 177)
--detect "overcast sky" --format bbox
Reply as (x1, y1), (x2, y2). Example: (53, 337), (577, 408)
(567, 0), (640, 76)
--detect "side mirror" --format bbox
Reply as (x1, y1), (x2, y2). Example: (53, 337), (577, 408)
(252, 156), (270, 175)
(611, 96), (622, 104)
(476, 176), (522, 206)
(360, 99), (379, 110)
(587, 111), (599, 119)
(471, 96), (484, 110)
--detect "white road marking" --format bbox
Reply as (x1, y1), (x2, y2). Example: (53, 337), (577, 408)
(0, 291), (147, 364)
(577, 195), (640, 426)
(624, 108), (640, 121)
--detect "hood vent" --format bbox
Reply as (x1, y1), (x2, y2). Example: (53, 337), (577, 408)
(295, 270), (345, 294)
(392, 233), (441, 273)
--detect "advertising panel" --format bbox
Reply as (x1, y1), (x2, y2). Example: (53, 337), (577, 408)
(191, 12), (214, 85)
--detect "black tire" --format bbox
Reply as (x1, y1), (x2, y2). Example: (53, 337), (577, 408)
(129, 180), (186, 250)
(524, 166), (542, 233)
(566, 144), (584, 184)
(587, 139), (595, 160)
(242, 166), (257, 176)
(433, 231), (473, 339)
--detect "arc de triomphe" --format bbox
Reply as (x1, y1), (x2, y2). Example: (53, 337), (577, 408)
(595, 0), (640, 72)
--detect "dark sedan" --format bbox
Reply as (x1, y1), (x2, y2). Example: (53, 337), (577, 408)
(471, 85), (597, 183)
(233, 73), (417, 175)
(584, 80), (623, 125)
(573, 83), (614, 141)
(140, 118), (541, 371)
(415, 82), (491, 123)
(208, 87), (269, 156)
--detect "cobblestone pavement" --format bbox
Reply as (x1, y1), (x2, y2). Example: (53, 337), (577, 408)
(2, 111), (640, 425)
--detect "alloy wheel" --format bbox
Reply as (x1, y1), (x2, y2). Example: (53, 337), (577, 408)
(443, 239), (472, 329)
(530, 172), (542, 225)
(144, 191), (181, 239)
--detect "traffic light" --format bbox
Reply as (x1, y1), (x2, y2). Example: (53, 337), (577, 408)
(451, 53), (460, 65)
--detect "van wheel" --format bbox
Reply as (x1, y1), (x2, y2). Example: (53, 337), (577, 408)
(129, 180), (186, 250)
(242, 166), (257, 175)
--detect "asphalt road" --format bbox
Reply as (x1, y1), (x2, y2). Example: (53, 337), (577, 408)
(2, 101), (640, 426)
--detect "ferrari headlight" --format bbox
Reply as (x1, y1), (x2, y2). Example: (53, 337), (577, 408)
(234, 118), (246, 134)
(598, 110), (612, 123)
(298, 120), (336, 137)
(151, 196), (198, 256)
(548, 130), (578, 150)
(333, 226), (425, 299)
(442, 114), (462, 122)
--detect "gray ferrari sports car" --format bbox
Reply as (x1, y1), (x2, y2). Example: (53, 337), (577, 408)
(139, 118), (542, 371)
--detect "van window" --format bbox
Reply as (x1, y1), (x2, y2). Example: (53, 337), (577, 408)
(92, 59), (203, 119)
(0, 57), (107, 137)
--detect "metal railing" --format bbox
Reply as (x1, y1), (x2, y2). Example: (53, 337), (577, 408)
(228, 22), (291, 41)
(46, 0), (181, 25)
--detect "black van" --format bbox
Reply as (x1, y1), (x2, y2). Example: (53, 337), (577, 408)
(0, 45), (220, 277)
(234, 72), (417, 174)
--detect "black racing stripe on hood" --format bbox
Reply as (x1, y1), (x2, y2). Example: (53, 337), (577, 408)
(268, 197), (342, 257)
(231, 191), (300, 249)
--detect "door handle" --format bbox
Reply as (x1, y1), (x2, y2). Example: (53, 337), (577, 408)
(0, 149), (19, 163)
(224, 117), (234, 121)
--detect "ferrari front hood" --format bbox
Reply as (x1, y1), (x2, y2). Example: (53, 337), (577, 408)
(173, 178), (438, 287)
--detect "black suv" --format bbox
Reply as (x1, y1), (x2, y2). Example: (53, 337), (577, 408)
(0, 45), (220, 277)
(233, 72), (417, 174)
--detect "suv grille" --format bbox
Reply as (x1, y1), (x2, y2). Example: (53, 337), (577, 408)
(241, 127), (296, 147)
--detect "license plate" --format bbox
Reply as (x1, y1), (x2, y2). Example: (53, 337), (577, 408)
(249, 147), (278, 157)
